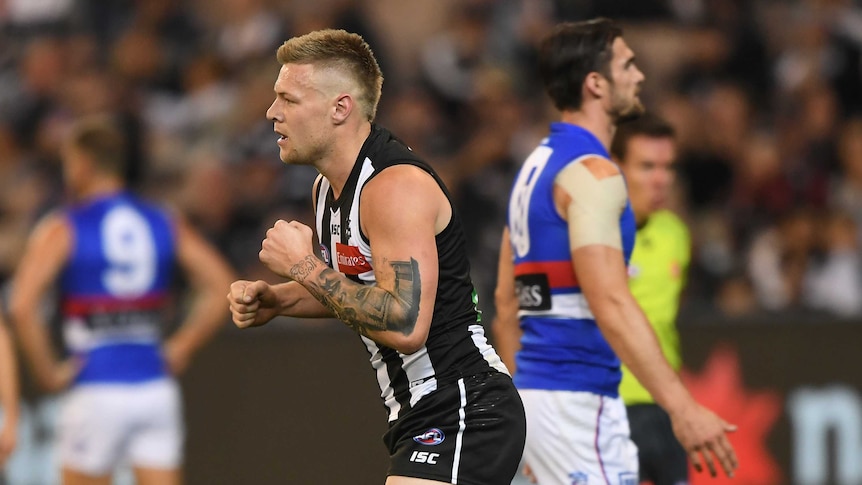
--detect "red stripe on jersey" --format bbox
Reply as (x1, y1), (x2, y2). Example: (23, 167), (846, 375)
(62, 292), (168, 317)
(514, 261), (579, 289)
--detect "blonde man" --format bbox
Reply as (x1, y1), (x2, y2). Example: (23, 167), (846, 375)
(227, 30), (526, 485)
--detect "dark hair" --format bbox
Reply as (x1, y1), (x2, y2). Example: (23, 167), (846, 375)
(610, 113), (675, 160)
(66, 117), (127, 175)
(277, 29), (383, 121)
(538, 18), (622, 111)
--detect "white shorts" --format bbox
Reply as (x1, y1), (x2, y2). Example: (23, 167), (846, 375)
(59, 378), (184, 475)
(519, 389), (638, 485)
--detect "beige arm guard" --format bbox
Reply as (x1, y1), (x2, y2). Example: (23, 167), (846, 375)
(555, 159), (627, 251)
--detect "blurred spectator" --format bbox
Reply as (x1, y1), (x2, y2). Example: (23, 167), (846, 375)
(747, 208), (816, 312)
(1, 0), (862, 334)
(215, 0), (284, 66)
(803, 211), (862, 318)
(831, 117), (862, 242)
(715, 272), (758, 319)
(418, 0), (495, 126)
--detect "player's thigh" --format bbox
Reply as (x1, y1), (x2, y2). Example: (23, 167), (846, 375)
(128, 379), (184, 470)
(58, 386), (129, 476)
(386, 372), (525, 485)
(519, 389), (638, 485)
(133, 466), (182, 485)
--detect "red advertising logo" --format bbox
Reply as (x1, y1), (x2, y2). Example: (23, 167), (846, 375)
(335, 243), (372, 275)
(681, 345), (783, 485)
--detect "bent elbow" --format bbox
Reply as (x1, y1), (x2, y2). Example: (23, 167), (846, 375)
(393, 333), (427, 355)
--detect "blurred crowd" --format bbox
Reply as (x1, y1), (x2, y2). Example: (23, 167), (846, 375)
(1, 0), (862, 326)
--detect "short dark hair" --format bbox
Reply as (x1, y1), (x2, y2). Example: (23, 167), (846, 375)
(538, 18), (622, 111)
(610, 113), (675, 161)
(66, 117), (127, 175)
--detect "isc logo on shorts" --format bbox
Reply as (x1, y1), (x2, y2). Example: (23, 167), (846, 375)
(409, 451), (440, 464)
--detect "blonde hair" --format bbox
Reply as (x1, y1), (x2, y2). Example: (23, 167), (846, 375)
(277, 29), (383, 122)
(66, 116), (127, 176)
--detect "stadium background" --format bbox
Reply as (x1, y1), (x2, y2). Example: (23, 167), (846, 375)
(0, 0), (861, 483)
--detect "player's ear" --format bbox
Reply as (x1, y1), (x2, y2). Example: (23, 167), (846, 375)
(332, 93), (354, 125)
(584, 72), (604, 99)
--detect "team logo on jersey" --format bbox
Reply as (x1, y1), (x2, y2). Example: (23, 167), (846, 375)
(568, 471), (588, 484)
(627, 263), (640, 279)
(413, 428), (445, 445)
(319, 244), (331, 265)
(335, 242), (372, 275)
(514, 274), (551, 311)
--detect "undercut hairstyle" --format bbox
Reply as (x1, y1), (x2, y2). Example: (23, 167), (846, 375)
(538, 18), (622, 111)
(277, 29), (383, 122)
(66, 117), (127, 176)
(610, 113), (676, 161)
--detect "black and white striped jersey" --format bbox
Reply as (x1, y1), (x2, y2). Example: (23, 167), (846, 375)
(314, 125), (508, 423)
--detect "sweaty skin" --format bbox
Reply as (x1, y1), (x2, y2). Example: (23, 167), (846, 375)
(555, 157), (627, 251)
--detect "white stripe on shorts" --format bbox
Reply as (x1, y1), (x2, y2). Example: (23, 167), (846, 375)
(451, 378), (467, 484)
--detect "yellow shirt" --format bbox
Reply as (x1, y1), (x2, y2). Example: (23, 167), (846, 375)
(619, 210), (690, 405)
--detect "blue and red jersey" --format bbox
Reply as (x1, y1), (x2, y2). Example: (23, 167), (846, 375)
(59, 192), (177, 385)
(506, 123), (636, 397)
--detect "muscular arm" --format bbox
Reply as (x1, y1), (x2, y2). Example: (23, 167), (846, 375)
(556, 158), (690, 411)
(8, 214), (75, 392)
(266, 165), (444, 354)
(163, 216), (237, 374)
(288, 255), (422, 341)
(557, 157), (737, 476)
(493, 227), (521, 374)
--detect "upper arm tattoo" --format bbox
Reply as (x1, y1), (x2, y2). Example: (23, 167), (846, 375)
(288, 255), (421, 338)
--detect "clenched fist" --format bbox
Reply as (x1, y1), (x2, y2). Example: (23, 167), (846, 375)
(259, 220), (316, 278)
(227, 280), (281, 328)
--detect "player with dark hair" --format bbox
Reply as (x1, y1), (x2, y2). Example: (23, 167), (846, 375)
(494, 19), (738, 484)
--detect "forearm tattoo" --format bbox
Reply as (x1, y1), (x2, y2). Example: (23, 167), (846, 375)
(288, 255), (421, 338)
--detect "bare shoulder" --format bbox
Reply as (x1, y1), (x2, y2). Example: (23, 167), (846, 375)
(29, 211), (72, 245)
(360, 163), (447, 234)
(14, 210), (73, 280)
(362, 164), (441, 204)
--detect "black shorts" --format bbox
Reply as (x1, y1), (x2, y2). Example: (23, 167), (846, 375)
(384, 371), (526, 485)
(627, 403), (689, 485)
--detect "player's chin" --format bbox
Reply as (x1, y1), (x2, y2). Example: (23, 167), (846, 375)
(613, 101), (644, 123)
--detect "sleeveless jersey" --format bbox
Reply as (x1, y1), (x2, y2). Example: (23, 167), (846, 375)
(60, 192), (176, 385)
(314, 125), (508, 423)
(620, 210), (690, 405)
(506, 122), (637, 397)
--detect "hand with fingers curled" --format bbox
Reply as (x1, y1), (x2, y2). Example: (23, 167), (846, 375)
(259, 220), (317, 279)
(227, 280), (282, 329)
(670, 402), (739, 478)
